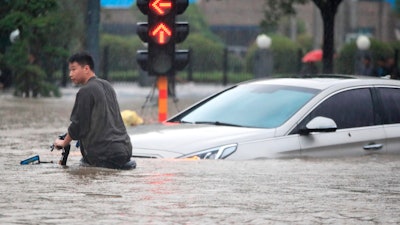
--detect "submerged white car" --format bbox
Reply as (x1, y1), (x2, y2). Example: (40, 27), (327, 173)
(129, 76), (400, 160)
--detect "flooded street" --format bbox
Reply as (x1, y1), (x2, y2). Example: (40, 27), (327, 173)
(1, 84), (400, 224)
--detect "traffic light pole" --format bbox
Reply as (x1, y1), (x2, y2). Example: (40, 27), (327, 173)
(136, 0), (189, 122)
(157, 75), (168, 122)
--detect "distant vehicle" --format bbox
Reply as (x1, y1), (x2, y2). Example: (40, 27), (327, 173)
(128, 75), (400, 160)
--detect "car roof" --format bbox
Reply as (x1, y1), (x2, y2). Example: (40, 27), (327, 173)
(242, 75), (400, 91)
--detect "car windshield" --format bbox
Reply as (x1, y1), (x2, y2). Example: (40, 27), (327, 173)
(178, 84), (319, 128)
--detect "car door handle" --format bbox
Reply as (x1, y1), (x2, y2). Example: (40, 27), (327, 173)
(363, 143), (384, 151)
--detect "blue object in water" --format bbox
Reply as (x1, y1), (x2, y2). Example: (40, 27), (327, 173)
(20, 155), (40, 165)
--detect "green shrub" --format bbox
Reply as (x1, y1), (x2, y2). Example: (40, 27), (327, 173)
(108, 70), (138, 82)
(336, 38), (394, 74)
(100, 34), (143, 72)
(181, 34), (225, 72)
(177, 71), (252, 83)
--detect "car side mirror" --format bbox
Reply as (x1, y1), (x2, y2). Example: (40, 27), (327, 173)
(299, 116), (337, 135)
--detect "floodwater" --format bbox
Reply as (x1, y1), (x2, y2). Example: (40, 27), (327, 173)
(1, 84), (400, 224)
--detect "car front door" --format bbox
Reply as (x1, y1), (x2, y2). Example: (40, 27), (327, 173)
(293, 88), (386, 157)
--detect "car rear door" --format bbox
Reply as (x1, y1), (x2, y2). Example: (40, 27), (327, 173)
(376, 87), (400, 155)
(293, 87), (387, 157)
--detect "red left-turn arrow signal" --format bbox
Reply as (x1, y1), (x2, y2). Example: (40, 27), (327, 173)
(150, 0), (172, 15)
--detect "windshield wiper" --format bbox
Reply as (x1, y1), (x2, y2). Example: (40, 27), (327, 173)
(179, 120), (193, 124)
(194, 121), (243, 127)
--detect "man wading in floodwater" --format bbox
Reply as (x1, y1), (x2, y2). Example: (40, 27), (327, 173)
(53, 52), (135, 170)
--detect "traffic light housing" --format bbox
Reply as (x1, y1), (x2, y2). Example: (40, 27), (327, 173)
(136, 0), (189, 76)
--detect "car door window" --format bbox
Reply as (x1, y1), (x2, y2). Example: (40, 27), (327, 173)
(378, 87), (400, 155)
(378, 87), (400, 124)
(293, 88), (375, 133)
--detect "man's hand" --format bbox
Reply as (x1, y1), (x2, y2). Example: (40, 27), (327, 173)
(53, 138), (66, 149)
(53, 133), (72, 150)
(51, 133), (72, 166)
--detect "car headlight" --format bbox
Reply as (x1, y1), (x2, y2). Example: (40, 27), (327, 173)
(179, 144), (238, 160)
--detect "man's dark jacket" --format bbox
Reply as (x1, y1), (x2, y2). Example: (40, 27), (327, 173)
(68, 77), (132, 167)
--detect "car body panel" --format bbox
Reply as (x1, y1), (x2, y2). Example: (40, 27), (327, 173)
(226, 135), (302, 160)
(383, 124), (400, 154)
(129, 124), (276, 158)
(299, 126), (387, 157)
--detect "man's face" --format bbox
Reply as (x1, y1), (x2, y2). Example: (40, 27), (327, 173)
(69, 62), (89, 84)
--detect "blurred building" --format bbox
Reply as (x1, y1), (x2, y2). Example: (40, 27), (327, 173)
(101, 8), (137, 35)
(197, 0), (264, 47)
(197, 0), (398, 48)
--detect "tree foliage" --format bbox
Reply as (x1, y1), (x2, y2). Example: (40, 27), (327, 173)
(261, 0), (308, 32)
(0, 0), (83, 97)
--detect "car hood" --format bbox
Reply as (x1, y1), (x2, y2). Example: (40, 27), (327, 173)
(128, 123), (275, 158)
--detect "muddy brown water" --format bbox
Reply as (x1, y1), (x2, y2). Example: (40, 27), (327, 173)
(1, 84), (400, 224)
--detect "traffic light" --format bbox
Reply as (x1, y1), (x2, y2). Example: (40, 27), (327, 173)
(136, 0), (189, 76)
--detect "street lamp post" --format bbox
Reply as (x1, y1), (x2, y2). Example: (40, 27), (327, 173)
(355, 35), (371, 75)
(254, 34), (272, 78)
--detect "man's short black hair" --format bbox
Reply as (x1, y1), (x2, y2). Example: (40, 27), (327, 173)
(68, 52), (94, 71)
